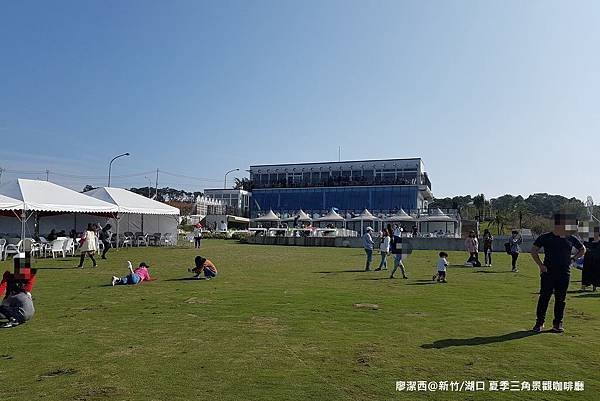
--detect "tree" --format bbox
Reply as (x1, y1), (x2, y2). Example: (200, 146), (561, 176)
(473, 194), (486, 221)
(234, 177), (252, 191)
(489, 212), (507, 235)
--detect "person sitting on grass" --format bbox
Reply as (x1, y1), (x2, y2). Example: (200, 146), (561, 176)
(188, 256), (218, 280)
(0, 279), (35, 329)
(433, 251), (449, 283)
(0, 270), (36, 298)
(111, 261), (152, 286)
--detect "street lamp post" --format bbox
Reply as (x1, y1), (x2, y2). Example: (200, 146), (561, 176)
(144, 176), (152, 198)
(224, 168), (240, 189)
(108, 153), (130, 187)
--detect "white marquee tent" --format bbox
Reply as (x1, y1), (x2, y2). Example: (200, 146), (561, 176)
(83, 187), (180, 246)
(0, 179), (118, 238)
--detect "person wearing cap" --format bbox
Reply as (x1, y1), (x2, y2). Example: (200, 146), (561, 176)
(193, 223), (203, 249)
(362, 227), (375, 271)
(530, 213), (586, 333)
(111, 261), (152, 286)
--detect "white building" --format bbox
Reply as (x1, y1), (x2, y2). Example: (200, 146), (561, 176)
(203, 189), (251, 218)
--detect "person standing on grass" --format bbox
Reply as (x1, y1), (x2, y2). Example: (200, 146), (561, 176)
(193, 223), (203, 249)
(509, 230), (523, 272)
(362, 227), (375, 271)
(77, 224), (98, 268)
(375, 229), (390, 271)
(582, 224), (600, 292)
(432, 251), (449, 283)
(99, 224), (112, 260)
(483, 229), (493, 267)
(389, 234), (408, 279)
(530, 213), (586, 333)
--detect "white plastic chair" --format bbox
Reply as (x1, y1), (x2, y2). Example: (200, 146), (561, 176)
(21, 238), (39, 257)
(51, 239), (66, 258)
(62, 238), (75, 256)
(4, 239), (22, 259)
(162, 233), (173, 246)
(122, 232), (134, 248)
(0, 239), (5, 261)
(136, 232), (148, 247)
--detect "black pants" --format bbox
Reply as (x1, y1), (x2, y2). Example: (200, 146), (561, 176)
(101, 241), (111, 258)
(194, 237), (202, 248)
(78, 252), (97, 267)
(484, 247), (492, 265)
(536, 273), (570, 325)
(468, 252), (480, 266)
(511, 252), (519, 269)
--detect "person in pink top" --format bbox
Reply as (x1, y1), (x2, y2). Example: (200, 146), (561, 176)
(111, 261), (152, 286)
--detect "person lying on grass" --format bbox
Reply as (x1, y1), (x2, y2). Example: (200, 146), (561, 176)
(188, 256), (218, 280)
(111, 261), (152, 286)
(0, 279), (35, 329)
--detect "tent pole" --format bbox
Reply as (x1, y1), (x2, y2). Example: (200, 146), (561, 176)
(116, 213), (120, 251)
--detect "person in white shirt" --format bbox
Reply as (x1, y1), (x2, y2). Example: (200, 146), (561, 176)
(433, 251), (449, 283)
(375, 229), (391, 271)
(393, 224), (403, 238)
(193, 223), (203, 249)
(362, 227), (375, 271)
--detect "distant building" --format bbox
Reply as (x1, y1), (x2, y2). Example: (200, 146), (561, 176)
(249, 158), (433, 218)
(203, 189), (251, 218)
(195, 195), (227, 216)
(194, 191), (251, 231)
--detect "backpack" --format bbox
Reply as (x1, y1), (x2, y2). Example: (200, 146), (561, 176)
(504, 242), (511, 254)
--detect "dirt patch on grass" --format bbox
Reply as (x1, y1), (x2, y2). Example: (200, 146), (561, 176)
(184, 297), (211, 304)
(249, 316), (287, 333)
(567, 308), (592, 321)
(355, 344), (377, 368)
(105, 345), (142, 358)
(353, 303), (379, 310)
(37, 368), (77, 380)
(74, 386), (122, 401)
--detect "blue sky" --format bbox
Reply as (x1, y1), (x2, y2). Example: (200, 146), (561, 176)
(1, 1), (599, 201)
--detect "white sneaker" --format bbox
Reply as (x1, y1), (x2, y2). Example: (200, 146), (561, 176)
(111, 276), (119, 286)
(1, 318), (19, 329)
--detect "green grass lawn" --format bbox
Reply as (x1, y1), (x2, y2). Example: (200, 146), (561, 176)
(1, 240), (598, 401)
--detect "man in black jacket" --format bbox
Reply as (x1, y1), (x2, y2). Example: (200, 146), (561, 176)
(531, 213), (585, 333)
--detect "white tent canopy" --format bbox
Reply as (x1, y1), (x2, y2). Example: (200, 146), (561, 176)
(83, 187), (180, 246)
(351, 209), (378, 221)
(282, 209), (312, 222)
(253, 209), (281, 222)
(420, 208), (455, 221)
(0, 179), (117, 213)
(0, 193), (23, 211)
(0, 179), (118, 239)
(383, 208), (415, 222)
(84, 187), (179, 215)
(314, 210), (345, 222)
